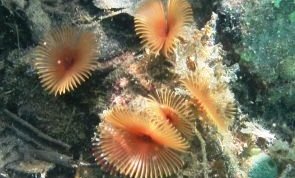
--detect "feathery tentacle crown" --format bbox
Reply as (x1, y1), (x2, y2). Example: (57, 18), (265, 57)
(134, 0), (193, 57)
(34, 26), (98, 96)
(146, 88), (195, 138)
(93, 106), (189, 178)
(181, 70), (237, 134)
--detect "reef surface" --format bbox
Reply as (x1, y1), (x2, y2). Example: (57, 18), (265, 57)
(0, 0), (294, 178)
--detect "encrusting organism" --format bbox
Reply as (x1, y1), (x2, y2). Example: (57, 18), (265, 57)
(145, 88), (195, 138)
(92, 106), (189, 178)
(134, 0), (193, 57)
(181, 68), (237, 134)
(34, 26), (98, 96)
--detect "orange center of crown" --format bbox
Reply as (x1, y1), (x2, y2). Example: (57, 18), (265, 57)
(160, 105), (179, 124)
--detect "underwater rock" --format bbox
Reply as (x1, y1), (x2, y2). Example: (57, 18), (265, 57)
(0, 131), (21, 170)
(241, 122), (276, 143)
(0, 0), (26, 12)
(247, 152), (278, 178)
(221, 0), (295, 83)
(0, 127), (55, 177)
(98, 13), (137, 59)
(0, 60), (4, 71)
(289, 11), (295, 23)
(24, 0), (51, 42)
(92, 0), (140, 18)
(2, 0), (294, 177)
(93, 0), (134, 10)
(0, 4), (32, 55)
(267, 82), (295, 109)
(278, 56), (295, 81)
(270, 139), (295, 164)
(5, 49), (33, 67)
(219, 0), (295, 141)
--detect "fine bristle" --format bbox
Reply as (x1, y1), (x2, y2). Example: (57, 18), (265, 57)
(224, 102), (237, 120)
(95, 123), (184, 178)
(92, 125), (117, 175)
(134, 0), (167, 55)
(134, 0), (193, 57)
(93, 107), (189, 178)
(34, 26), (98, 96)
(104, 106), (189, 152)
(181, 72), (229, 133)
(163, 0), (193, 57)
(146, 88), (195, 138)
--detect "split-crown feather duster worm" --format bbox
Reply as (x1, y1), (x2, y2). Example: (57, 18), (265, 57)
(134, 0), (193, 57)
(34, 26), (98, 96)
(181, 70), (237, 134)
(146, 88), (195, 138)
(93, 106), (189, 178)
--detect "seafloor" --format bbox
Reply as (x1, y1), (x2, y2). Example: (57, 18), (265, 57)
(0, 0), (294, 178)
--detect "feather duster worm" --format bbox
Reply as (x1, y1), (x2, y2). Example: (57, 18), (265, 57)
(181, 71), (237, 133)
(146, 89), (195, 138)
(92, 130), (118, 175)
(134, 0), (193, 57)
(93, 107), (189, 178)
(34, 26), (98, 96)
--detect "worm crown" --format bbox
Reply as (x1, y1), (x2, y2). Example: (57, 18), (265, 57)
(146, 88), (195, 138)
(134, 0), (193, 57)
(34, 26), (98, 96)
(93, 106), (189, 178)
